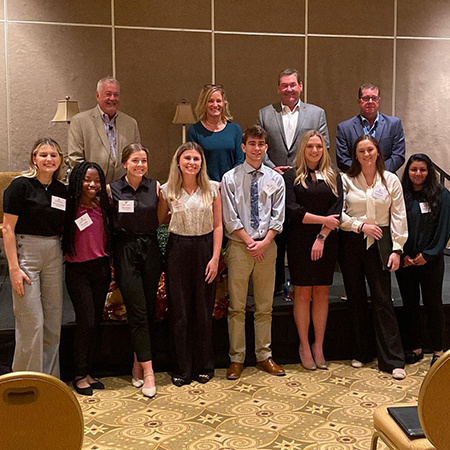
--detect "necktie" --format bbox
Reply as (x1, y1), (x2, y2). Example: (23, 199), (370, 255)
(250, 171), (259, 230)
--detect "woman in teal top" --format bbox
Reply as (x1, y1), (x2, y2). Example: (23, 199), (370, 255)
(396, 153), (450, 367)
(187, 84), (244, 181)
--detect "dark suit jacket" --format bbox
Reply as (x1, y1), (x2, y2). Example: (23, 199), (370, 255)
(68, 107), (140, 183)
(336, 113), (405, 173)
(257, 101), (329, 168)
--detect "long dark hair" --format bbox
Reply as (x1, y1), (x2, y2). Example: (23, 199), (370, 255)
(347, 134), (386, 178)
(401, 153), (442, 219)
(63, 161), (111, 256)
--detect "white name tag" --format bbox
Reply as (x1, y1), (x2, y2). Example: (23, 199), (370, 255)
(315, 171), (324, 181)
(118, 200), (134, 213)
(263, 180), (278, 196)
(172, 199), (185, 212)
(419, 202), (431, 214)
(51, 196), (66, 211)
(75, 212), (93, 231)
(372, 187), (388, 201)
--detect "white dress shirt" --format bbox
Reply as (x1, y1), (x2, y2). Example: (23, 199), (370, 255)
(340, 171), (408, 250)
(281, 102), (300, 149)
(221, 161), (285, 241)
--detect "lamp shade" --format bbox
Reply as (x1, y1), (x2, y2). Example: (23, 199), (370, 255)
(172, 100), (196, 125)
(52, 96), (80, 123)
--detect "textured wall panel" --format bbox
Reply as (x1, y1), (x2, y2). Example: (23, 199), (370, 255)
(0, 23), (7, 170)
(0, 2), (4, 20)
(398, 0), (450, 38)
(308, 37), (394, 161)
(396, 39), (450, 171)
(215, 34), (305, 132)
(309, 0), (394, 36)
(115, 29), (212, 181)
(115, 0), (211, 29)
(215, 0), (305, 34)
(8, 0), (111, 25)
(7, 23), (112, 171)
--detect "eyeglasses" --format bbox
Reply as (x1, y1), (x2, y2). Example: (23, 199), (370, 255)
(203, 84), (223, 90)
(360, 95), (380, 102)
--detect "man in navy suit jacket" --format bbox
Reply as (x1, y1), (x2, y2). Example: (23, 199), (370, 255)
(336, 83), (405, 173)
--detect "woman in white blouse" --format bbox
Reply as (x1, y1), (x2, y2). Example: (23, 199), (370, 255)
(158, 142), (222, 387)
(339, 134), (408, 380)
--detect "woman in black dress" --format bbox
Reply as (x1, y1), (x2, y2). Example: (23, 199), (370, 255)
(284, 130), (343, 370)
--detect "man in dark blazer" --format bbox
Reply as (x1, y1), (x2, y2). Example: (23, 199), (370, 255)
(68, 77), (140, 183)
(258, 68), (329, 293)
(336, 83), (405, 173)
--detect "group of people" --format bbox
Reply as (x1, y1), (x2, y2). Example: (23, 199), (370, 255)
(2, 70), (449, 399)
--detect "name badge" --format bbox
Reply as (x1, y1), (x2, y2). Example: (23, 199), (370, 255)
(263, 180), (278, 196)
(372, 187), (388, 201)
(172, 199), (185, 213)
(51, 196), (66, 211)
(419, 202), (431, 214)
(75, 212), (93, 231)
(118, 200), (134, 213)
(315, 171), (324, 181)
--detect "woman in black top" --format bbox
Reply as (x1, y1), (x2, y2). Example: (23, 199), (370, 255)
(284, 130), (343, 371)
(396, 154), (450, 366)
(3, 138), (66, 376)
(109, 143), (162, 398)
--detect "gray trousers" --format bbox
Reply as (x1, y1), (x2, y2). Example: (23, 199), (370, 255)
(12, 234), (63, 377)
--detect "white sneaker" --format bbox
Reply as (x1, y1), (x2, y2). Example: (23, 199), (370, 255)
(351, 359), (364, 368)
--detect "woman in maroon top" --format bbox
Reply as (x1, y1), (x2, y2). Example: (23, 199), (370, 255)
(63, 162), (111, 396)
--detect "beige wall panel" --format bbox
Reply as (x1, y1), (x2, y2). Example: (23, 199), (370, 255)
(398, 0), (450, 37)
(396, 40), (450, 172)
(0, 2), (4, 20)
(0, 23), (7, 170)
(115, 29), (211, 181)
(215, 34), (305, 132)
(215, 0), (305, 34)
(307, 37), (393, 161)
(8, 0), (111, 25)
(309, 0), (394, 36)
(115, 0), (211, 29)
(7, 23), (112, 171)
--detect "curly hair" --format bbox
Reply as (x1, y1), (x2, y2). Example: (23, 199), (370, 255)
(63, 161), (111, 257)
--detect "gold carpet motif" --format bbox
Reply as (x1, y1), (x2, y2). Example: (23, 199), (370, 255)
(78, 357), (430, 449)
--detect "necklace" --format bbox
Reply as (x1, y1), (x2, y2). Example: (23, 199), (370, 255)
(37, 178), (52, 190)
(204, 119), (224, 130)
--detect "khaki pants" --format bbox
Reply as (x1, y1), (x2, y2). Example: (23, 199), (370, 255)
(225, 239), (276, 363)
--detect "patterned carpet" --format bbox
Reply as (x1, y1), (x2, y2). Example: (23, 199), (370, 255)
(77, 357), (431, 450)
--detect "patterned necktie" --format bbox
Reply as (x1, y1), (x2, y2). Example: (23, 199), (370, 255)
(250, 171), (259, 230)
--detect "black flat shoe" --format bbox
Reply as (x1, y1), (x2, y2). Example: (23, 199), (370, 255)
(89, 379), (105, 390)
(73, 379), (93, 396)
(430, 354), (441, 367)
(405, 351), (424, 365)
(195, 374), (211, 384)
(172, 377), (187, 387)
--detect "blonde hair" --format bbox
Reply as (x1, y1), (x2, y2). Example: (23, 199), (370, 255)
(21, 138), (63, 180)
(194, 85), (233, 122)
(166, 142), (213, 206)
(294, 130), (338, 197)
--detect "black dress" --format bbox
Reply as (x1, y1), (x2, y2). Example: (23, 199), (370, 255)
(284, 167), (343, 286)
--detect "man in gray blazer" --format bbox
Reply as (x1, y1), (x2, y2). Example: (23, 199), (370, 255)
(257, 68), (329, 293)
(258, 68), (329, 175)
(68, 77), (140, 183)
(336, 83), (405, 173)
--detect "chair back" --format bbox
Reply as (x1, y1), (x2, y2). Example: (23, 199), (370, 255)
(0, 371), (84, 449)
(418, 350), (450, 449)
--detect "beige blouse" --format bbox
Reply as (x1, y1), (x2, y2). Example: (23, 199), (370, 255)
(340, 171), (408, 251)
(161, 181), (219, 236)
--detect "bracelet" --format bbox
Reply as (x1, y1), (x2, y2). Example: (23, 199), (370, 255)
(358, 222), (366, 233)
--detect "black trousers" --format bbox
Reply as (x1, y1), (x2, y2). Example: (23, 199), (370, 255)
(65, 256), (111, 377)
(166, 233), (216, 382)
(396, 253), (445, 352)
(339, 231), (404, 372)
(114, 235), (162, 362)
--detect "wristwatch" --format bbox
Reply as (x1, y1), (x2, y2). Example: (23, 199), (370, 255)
(316, 233), (326, 241)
